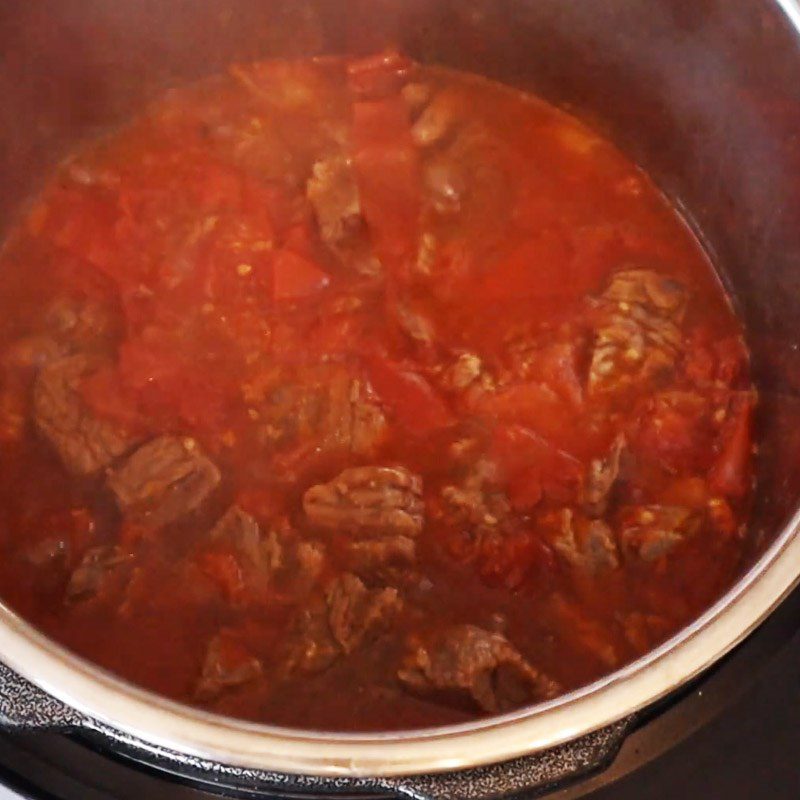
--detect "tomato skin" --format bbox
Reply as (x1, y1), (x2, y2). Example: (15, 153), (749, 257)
(479, 532), (555, 589)
(709, 393), (754, 498)
(491, 423), (584, 506)
(198, 553), (245, 602)
(365, 357), (454, 435)
(347, 50), (414, 100)
(351, 95), (420, 275)
(272, 250), (329, 301)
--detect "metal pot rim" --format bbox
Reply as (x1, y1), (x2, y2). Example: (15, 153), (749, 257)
(0, 501), (798, 777)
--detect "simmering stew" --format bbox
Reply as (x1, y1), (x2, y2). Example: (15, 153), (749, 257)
(0, 53), (755, 731)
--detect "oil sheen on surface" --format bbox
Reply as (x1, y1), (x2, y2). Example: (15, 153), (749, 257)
(0, 53), (755, 731)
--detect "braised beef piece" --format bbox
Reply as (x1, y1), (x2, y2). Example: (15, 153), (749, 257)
(195, 632), (263, 700)
(399, 625), (559, 713)
(6, 297), (118, 375)
(43, 296), (120, 355)
(551, 509), (620, 573)
(290, 540), (327, 591)
(34, 355), (138, 476)
(306, 156), (382, 277)
(326, 573), (401, 653)
(246, 367), (387, 458)
(307, 155), (361, 247)
(209, 505), (283, 583)
(303, 466), (424, 537)
(345, 535), (416, 573)
(619, 505), (701, 561)
(440, 458), (511, 540)
(66, 545), (133, 602)
(284, 601), (341, 675)
(3, 336), (68, 372)
(583, 434), (626, 517)
(589, 270), (688, 396)
(108, 436), (221, 527)
(284, 573), (401, 673)
(211, 506), (278, 567)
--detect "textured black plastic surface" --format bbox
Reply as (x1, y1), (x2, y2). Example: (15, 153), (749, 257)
(0, 662), (631, 800)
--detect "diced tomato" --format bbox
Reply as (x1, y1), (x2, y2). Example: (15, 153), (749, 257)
(709, 393), (754, 498)
(347, 50), (414, 100)
(365, 356), (454, 434)
(198, 552), (245, 601)
(479, 531), (555, 589)
(532, 341), (585, 409)
(632, 393), (713, 473)
(352, 95), (420, 275)
(707, 497), (738, 537)
(714, 336), (748, 387)
(507, 466), (544, 510)
(195, 163), (245, 209)
(272, 249), (330, 301)
(42, 188), (133, 281)
(491, 424), (583, 505)
(474, 381), (586, 454)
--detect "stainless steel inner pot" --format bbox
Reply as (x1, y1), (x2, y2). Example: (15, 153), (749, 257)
(0, 0), (799, 780)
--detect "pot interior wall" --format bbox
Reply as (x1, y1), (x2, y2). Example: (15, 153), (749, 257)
(1, 0), (799, 556)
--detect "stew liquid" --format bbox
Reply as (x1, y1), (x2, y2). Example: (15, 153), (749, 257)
(0, 54), (755, 730)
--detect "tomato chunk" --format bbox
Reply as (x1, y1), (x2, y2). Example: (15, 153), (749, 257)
(366, 357), (454, 434)
(272, 250), (330, 301)
(351, 95), (420, 275)
(491, 424), (583, 505)
(709, 393), (754, 498)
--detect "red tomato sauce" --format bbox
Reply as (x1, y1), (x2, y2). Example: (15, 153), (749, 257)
(0, 54), (755, 731)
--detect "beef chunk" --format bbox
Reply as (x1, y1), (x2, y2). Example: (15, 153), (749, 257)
(245, 367), (387, 458)
(551, 509), (619, 573)
(399, 625), (559, 713)
(4, 335), (67, 372)
(43, 296), (120, 355)
(346, 535), (416, 573)
(66, 545), (132, 602)
(34, 355), (137, 475)
(347, 379), (388, 456)
(619, 505), (700, 561)
(284, 601), (341, 675)
(211, 505), (283, 579)
(303, 466), (424, 537)
(583, 434), (626, 517)
(195, 633), (263, 700)
(210, 505), (263, 556)
(108, 436), (220, 527)
(410, 91), (460, 147)
(395, 303), (436, 348)
(293, 540), (326, 588)
(440, 459), (511, 540)
(441, 352), (484, 393)
(326, 573), (401, 653)
(307, 155), (361, 246)
(323, 374), (387, 456)
(306, 155), (382, 277)
(589, 270), (688, 396)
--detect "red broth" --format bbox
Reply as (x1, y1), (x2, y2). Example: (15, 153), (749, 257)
(0, 54), (754, 730)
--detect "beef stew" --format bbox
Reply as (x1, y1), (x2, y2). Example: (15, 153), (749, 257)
(0, 52), (755, 731)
